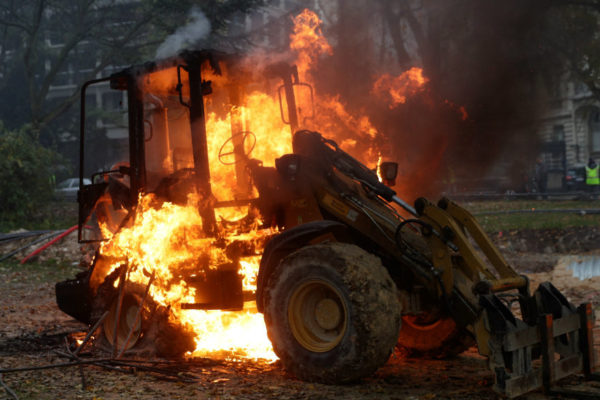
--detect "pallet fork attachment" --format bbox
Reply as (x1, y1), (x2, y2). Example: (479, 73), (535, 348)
(415, 197), (598, 398)
(479, 288), (597, 398)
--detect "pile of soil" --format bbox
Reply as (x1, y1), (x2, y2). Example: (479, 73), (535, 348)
(492, 226), (600, 255)
(492, 226), (600, 273)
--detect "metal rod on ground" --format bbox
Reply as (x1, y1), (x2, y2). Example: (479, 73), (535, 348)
(108, 360), (198, 382)
(112, 264), (129, 358)
(64, 337), (87, 390)
(0, 230), (51, 243)
(54, 351), (126, 373)
(0, 231), (62, 262)
(0, 373), (18, 400)
(52, 351), (197, 382)
(73, 311), (109, 356)
(97, 358), (179, 365)
(20, 225), (78, 264)
(117, 271), (155, 359)
(0, 359), (114, 373)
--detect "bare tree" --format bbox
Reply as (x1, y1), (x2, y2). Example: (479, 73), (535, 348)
(541, 0), (600, 101)
(0, 0), (263, 141)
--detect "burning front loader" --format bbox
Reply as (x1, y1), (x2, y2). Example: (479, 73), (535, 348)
(56, 49), (597, 398)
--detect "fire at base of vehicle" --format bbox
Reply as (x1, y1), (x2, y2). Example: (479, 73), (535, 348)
(55, 48), (597, 399)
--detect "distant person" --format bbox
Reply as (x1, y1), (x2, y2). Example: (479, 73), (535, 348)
(585, 157), (599, 194)
(534, 157), (547, 194)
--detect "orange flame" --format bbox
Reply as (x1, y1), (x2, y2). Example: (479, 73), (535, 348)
(99, 193), (277, 360)
(288, 10), (384, 169)
(290, 8), (333, 76)
(444, 99), (469, 121)
(372, 67), (428, 108)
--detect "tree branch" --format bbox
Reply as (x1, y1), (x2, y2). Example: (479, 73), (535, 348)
(24, 0), (47, 130)
(0, 18), (31, 33)
(378, 0), (412, 67)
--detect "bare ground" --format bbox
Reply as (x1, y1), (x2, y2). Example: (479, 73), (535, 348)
(1, 228), (600, 400)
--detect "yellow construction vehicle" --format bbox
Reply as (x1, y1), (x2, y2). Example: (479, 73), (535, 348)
(56, 50), (597, 398)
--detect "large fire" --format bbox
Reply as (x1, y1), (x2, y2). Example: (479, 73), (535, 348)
(98, 191), (277, 359)
(93, 8), (431, 361)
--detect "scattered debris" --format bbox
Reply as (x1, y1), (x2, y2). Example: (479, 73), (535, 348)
(0, 230), (52, 243)
(0, 227), (82, 264)
(19, 226), (78, 264)
(0, 231), (63, 262)
(0, 372), (18, 400)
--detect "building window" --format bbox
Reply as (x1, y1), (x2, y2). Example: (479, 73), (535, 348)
(552, 124), (565, 141)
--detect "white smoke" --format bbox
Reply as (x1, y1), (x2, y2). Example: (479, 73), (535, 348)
(155, 7), (211, 59)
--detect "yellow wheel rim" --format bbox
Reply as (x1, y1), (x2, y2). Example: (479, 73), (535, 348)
(288, 280), (348, 352)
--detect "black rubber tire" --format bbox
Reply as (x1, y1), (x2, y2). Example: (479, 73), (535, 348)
(397, 314), (474, 358)
(264, 243), (401, 383)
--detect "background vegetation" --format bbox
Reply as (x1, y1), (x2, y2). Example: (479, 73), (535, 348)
(0, 123), (67, 229)
(466, 200), (600, 231)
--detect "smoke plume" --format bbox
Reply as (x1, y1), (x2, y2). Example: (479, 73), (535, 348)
(251, 0), (552, 198)
(156, 7), (211, 60)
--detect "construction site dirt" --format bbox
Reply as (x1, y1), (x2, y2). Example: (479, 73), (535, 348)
(1, 227), (599, 400)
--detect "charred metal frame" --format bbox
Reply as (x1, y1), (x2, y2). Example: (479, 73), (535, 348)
(182, 51), (217, 235)
(78, 72), (143, 243)
(77, 50), (308, 243)
(77, 51), (227, 241)
(265, 62), (314, 136)
(128, 73), (146, 201)
(78, 77), (112, 243)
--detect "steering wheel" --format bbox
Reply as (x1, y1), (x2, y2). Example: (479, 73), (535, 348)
(218, 131), (256, 165)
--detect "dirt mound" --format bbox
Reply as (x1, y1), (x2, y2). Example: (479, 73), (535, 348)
(492, 226), (600, 254)
(491, 227), (600, 273)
